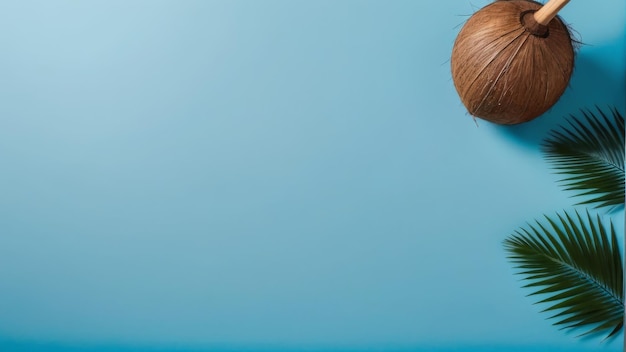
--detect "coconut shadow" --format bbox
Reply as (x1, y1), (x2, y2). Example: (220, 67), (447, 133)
(494, 44), (626, 149)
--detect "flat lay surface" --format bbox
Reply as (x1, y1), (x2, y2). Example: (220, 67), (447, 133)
(0, 1), (624, 351)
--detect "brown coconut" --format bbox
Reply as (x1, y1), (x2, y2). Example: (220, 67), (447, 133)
(451, 0), (575, 124)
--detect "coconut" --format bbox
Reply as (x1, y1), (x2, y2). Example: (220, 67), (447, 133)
(451, 0), (575, 124)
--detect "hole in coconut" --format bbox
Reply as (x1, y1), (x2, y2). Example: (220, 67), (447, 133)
(520, 10), (549, 38)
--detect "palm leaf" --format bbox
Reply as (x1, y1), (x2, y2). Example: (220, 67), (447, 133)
(503, 210), (623, 339)
(542, 107), (624, 209)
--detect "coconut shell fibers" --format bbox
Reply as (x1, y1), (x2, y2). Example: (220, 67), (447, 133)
(451, 0), (575, 124)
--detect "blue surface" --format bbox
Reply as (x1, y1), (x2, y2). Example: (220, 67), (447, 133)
(0, 0), (624, 351)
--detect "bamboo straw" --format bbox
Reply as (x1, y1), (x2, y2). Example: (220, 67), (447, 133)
(533, 0), (570, 26)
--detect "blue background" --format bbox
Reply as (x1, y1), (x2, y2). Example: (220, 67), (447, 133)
(0, 0), (624, 351)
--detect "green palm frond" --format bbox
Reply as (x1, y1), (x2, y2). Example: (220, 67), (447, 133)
(542, 107), (625, 209)
(503, 210), (623, 339)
